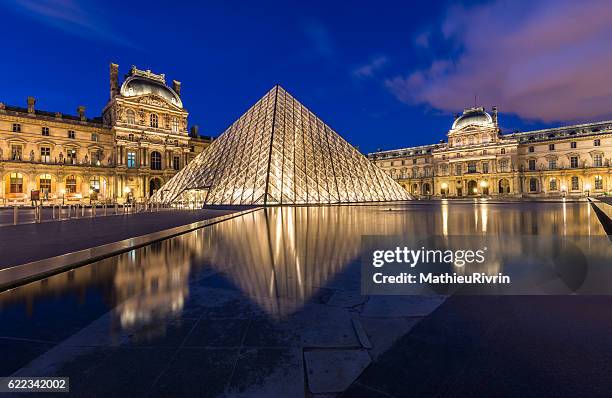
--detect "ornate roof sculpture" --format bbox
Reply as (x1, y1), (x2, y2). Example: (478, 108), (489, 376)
(151, 85), (411, 206)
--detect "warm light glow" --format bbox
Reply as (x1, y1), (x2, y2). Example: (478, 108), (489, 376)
(479, 180), (488, 188)
(89, 189), (93, 194)
(584, 183), (591, 191)
(124, 186), (131, 194)
(560, 185), (567, 192)
(440, 182), (448, 189)
(472, 188), (478, 194)
(60, 189), (66, 195)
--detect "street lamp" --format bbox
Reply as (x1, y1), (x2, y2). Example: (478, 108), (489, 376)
(440, 182), (448, 197)
(560, 184), (567, 198)
(89, 189), (93, 205)
(584, 183), (591, 197)
(60, 188), (66, 206)
(123, 186), (131, 204)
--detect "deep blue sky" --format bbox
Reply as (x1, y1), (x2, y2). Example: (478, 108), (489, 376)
(2, 0), (611, 153)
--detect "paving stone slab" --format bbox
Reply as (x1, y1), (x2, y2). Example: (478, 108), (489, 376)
(358, 317), (422, 360)
(304, 349), (371, 393)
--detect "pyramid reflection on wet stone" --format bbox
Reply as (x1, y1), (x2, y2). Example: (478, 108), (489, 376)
(152, 85), (411, 205)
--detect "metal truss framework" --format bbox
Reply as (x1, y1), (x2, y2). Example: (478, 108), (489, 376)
(151, 85), (411, 205)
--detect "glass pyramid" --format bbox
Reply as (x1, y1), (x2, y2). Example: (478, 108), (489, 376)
(152, 85), (411, 206)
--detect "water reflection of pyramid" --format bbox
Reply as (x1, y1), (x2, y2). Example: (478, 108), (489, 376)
(152, 85), (411, 205)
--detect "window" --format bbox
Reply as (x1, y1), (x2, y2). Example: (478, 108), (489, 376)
(127, 151), (136, 168)
(499, 160), (508, 172)
(126, 109), (136, 124)
(412, 158), (417, 165)
(594, 139), (601, 146)
(501, 148), (506, 154)
(68, 130), (76, 139)
(67, 149), (77, 165)
(90, 176), (100, 193)
(570, 156), (578, 168)
(12, 123), (21, 132)
(412, 169), (418, 178)
(91, 133), (99, 142)
(548, 144), (554, 151)
(455, 164), (462, 175)
(528, 159), (536, 171)
(528, 146), (534, 153)
(150, 151), (162, 170)
(594, 175), (603, 190)
(468, 136), (475, 145)
(390, 161), (394, 167)
(548, 159), (556, 169)
(549, 179), (557, 191)
(594, 154), (603, 167)
(424, 168), (431, 177)
(190, 145), (195, 152)
(150, 113), (159, 128)
(571, 176), (579, 191)
(92, 149), (102, 165)
(468, 162), (477, 173)
(65, 175), (77, 194)
(11, 145), (22, 160)
(482, 162), (489, 174)
(529, 178), (538, 192)
(173, 156), (180, 170)
(39, 174), (51, 193)
(42, 127), (49, 136)
(40, 147), (51, 163)
(570, 141), (577, 149)
(424, 157), (430, 164)
(128, 133), (135, 141)
(9, 173), (23, 193)
(172, 117), (180, 133)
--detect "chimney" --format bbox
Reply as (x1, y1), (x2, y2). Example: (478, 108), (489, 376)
(27, 96), (36, 113)
(110, 63), (119, 99)
(173, 80), (181, 97)
(492, 106), (498, 125)
(77, 105), (86, 121)
(190, 125), (199, 137)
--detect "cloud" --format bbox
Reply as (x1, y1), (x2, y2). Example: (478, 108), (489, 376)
(302, 20), (335, 58)
(386, 0), (612, 123)
(5, 0), (136, 47)
(352, 56), (389, 78)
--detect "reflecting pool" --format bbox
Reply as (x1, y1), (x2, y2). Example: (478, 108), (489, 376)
(0, 201), (606, 395)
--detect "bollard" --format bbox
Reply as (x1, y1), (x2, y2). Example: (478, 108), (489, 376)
(75, 204), (80, 219)
(103, 204), (107, 216)
(114, 203), (118, 215)
(13, 206), (18, 225)
(92, 205), (96, 217)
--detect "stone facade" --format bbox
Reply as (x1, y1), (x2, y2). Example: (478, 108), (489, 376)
(0, 63), (211, 205)
(370, 107), (611, 198)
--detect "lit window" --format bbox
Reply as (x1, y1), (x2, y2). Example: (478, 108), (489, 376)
(127, 152), (136, 168)
(10, 172), (23, 193)
(40, 147), (51, 163)
(12, 123), (21, 132)
(11, 145), (22, 160)
(39, 174), (52, 193)
(67, 149), (77, 165)
(65, 175), (77, 193)
(150, 151), (162, 170)
(549, 179), (557, 191)
(42, 127), (49, 136)
(90, 176), (100, 192)
(150, 114), (159, 128)
(570, 156), (578, 168)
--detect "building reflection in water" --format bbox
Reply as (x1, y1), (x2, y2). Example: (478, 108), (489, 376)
(0, 202), (605, 332)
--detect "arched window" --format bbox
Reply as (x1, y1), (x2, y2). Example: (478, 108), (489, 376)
(529, 178), (538, 192)
(90, 176), (100, 192)
(150, 113), (159, 128)
(126, 109), (136, 124)
(594, 175), (603, 190)
(10, 172), (23, 193)
(549, 178), (557, 191)
(39, 174), (52, 193)
(571, 176), (579, 191)
(171, 117), (180, 133)
(66, 175), (77, 194)
(150, 151), (162, 170)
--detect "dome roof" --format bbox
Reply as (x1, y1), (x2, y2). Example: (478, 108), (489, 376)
(120, 76), (183, 108)
(452, 107), (493, 130)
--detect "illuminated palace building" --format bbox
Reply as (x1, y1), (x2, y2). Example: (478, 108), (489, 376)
(0, 64), (211, 204)
(370, 107), (611, 198)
